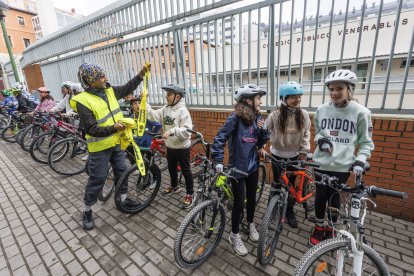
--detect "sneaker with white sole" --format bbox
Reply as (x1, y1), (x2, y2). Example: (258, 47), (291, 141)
(81, 154), (89, 161)
(249, 223), (259, 242)
(229, 232), (248, 256)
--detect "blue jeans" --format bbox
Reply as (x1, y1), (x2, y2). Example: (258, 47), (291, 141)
(84, 144), (128, 206)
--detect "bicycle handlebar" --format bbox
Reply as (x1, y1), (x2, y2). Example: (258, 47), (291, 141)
(367, 186), (407, 199)
(314, 171), (408, 199)
(230, 168), (249, 177)
(265, 153), (319, 168)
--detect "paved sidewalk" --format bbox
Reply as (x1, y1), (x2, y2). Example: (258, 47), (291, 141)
(1, 140), (414, 276)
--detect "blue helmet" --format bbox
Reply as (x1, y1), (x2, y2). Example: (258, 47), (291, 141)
(279, 81), (304, 101)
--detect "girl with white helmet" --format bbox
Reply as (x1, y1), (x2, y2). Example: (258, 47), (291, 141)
(309, 69), (374, 245)
(211, 84), (270, 256)
(265, 81), (311, 228)
(51, 81), (78, 115)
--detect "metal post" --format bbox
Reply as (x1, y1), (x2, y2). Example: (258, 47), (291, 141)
(0, 16), (20, 82)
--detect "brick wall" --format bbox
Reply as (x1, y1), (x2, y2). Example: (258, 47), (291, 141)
(23, 64), (44, 92)
(189, 109), (414, 222)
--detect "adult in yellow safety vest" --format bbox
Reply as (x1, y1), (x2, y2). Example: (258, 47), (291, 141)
(70, 62), (150, 231)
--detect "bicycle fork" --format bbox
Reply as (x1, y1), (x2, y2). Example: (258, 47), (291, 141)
(205, 200), (221, 239)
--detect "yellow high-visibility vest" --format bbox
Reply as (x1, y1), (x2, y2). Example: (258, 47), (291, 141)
(70, 87), (124, 152)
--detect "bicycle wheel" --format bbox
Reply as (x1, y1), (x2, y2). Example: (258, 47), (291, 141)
(48, 138), (88, 176)
(257, 194), (284, 266)
(256, 163), (266, 204)
(114, 163), (161, 214)
(1, 123), (20, 143)
(189, 139), (207, 178)
(0, 117), (7, 131)
(15, 126), (28, 145)
(153, 143), (168, 172)
(98, 166), (114, 202)
(20, 125), (44, 152)
(30, 131), (65, 164)
(174, 199), (226, 269)
(294, 237), (389, 276)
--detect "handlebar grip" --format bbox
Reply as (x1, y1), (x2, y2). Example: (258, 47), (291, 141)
(368, 186), (408, 199)
(232, 168), (249, 177)
(300, 161), (320, 168)
(314, 171), (325, 179)
(186, 128), (197, 134)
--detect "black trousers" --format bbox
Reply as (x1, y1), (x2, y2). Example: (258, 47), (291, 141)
(314, 169), (350, 224)
(231, 170), (258, 234)
(167, 147), (194, 194)
(84, 145), (128, 205)
(271, 154), (298, 212)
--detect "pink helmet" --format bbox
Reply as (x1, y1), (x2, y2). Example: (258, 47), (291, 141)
(37, 87), (50, 93)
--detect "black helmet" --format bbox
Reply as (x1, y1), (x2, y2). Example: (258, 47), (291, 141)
(162, 84), (186, 97)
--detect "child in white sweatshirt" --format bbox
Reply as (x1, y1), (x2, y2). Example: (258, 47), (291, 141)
(310, 69), (374, 245)
(145, 84), (194, 208)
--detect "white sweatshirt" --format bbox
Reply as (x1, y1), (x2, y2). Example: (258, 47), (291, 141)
(146, 98), (192, 149)
(313, 101), (375, 172)
(51, 94), (75, 115)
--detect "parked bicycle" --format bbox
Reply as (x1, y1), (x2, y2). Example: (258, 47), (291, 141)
(294, 166), (407, 276)
(258, 153), (319, 265)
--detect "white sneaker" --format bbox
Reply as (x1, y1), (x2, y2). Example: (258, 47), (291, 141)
(249, 223), (259, 242)
(229, 232), (248, 256)
(81, 154), (89, 161)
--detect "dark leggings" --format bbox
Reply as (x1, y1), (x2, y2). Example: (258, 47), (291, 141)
(231, 170), (258, 234)
(314, 169), (350, 224)
(167, 147), (193, 194)
(271, 154), (298, 212)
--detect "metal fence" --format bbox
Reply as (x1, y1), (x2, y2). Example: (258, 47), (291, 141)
(22, 0), (414, 114)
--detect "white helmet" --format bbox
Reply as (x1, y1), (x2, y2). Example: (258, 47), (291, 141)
(71, 83), (84, 93)
(11, 82), (24, 91)
(62, 81), (73, 88)
(234, 84), (266, 102)
(325, 69), (357, 87)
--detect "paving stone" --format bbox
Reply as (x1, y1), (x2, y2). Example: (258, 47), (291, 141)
(84, 257), (101, 275)
(8, 254), (25, 271)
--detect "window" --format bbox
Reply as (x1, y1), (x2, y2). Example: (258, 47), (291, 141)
(401, 59), (414, 68)
(23, 38), (30, 48)
(279, 69), (297, 76)
(7, 36), (12, 47)
(342, 65), (352, 71)
(312, 68), (323, 82)
(17, 16), (25, 26)
(327, 66), (336, 75)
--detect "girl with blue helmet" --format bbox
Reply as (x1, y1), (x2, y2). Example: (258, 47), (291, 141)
(265, 81), (311, 228)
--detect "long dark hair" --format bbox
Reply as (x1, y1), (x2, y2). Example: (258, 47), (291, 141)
(234, 97), (257, 126)
(278, 102), (305, 133)
(41, 93), (54, 102)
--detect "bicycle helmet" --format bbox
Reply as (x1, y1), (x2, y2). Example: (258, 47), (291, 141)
(279, 81), (304, 102)
(37, 87), (50, 93)
(130, 95), (142, 104)
(62, 81), (73, 89)
(71, 83), (84, 94)
(1, 89), (12, 96)
(11, 82), (24, 91)
(233, 84), (266, 102)
(10, 87), (21, 96)
(325, 69), (357, 87)
(162, 84), (186, 97)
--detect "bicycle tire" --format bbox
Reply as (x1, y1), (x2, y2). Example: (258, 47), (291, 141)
(257, 194), (284, 266)
(1, 123), (19, 143)
(256, 163), (266, 204)
(294, 237), (389, 276)
(29, 131), (65, 164)
(48, 137), (88, 176)
(98, 166), (114, 202)
(114, 163), (161, 214)
(153, 147), (168, 172)
(178, 139), (207, 185)
(174, 199), (226, 269)
(20, 125), (44, 152)
(15, 126), (28, 145)
(0, 117), (7, 131)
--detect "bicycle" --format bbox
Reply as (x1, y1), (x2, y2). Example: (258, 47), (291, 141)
(19, 112), (53, 151)
(174, 166), (249, 269)
(257, 153), (319, 265)
(112, 144), (162, 214)
(294, 167), (408, 276)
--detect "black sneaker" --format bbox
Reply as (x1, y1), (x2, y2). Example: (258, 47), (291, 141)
(286, 209), (298, 228)
(83, 210), (94, 231)
(123, 198), (142, 209)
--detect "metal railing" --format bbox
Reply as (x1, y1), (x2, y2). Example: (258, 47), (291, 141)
(21, 0), (414, 114)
